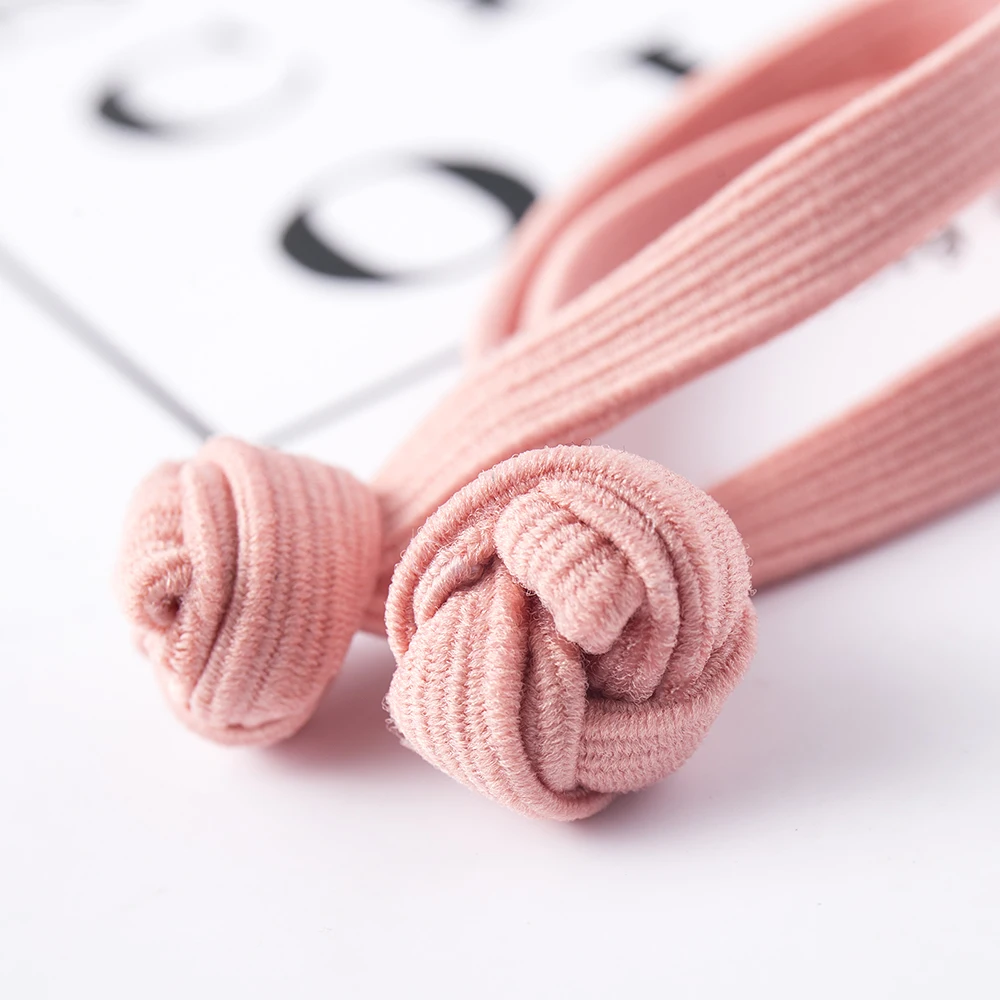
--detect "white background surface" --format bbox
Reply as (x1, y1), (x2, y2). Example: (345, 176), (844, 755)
(1, 1), (998, 997)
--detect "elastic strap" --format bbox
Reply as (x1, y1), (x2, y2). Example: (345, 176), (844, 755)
(713, 318), (1000, 586)
(475, 0), (991, 350)
(371, 0), (1000, 597)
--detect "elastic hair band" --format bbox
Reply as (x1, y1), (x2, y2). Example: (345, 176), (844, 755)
(117, 0), (1000, 819)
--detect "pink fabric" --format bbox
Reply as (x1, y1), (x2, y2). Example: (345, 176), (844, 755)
(473, 0), (998, 351)
(384, 447), (755, 821)
(118, 438), (380, 744)
(117, 0), (1000, 818)
(714, 318), (1000, 587)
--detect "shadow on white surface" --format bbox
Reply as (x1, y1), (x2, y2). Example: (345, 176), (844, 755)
(266, 633), (418, 776)
(586, 599), (919, 837)
(583, 505), (1000, 840)
(256, 533), (996, 842)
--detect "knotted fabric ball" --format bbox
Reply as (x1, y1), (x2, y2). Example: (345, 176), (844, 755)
(116, 437), (382, 745)
(385, 445), (757, 820)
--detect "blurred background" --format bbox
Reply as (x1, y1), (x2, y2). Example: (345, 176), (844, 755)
(1, 1), (998, 997)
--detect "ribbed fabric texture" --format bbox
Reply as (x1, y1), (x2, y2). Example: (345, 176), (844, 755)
(118, 438), (381, 743)
(473, 0), (997, 353)
(373, 0), (1000, 557)
(116, 0), (1000, 816)
(712, 318), (1000, 587)
(384, 446), (755, 820)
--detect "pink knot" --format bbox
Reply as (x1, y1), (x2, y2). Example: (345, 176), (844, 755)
(384, 445), (756, 820)
(116, 437), (381, 745)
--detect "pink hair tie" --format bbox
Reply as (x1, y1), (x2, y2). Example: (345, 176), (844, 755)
(117, 0), (1000, 817)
